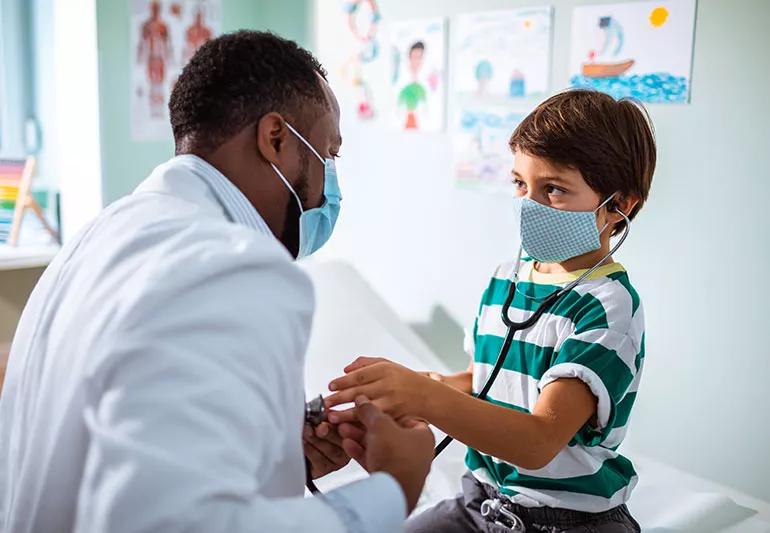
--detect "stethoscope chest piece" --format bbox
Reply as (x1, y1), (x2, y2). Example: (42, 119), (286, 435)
(305, 394), (326, 428)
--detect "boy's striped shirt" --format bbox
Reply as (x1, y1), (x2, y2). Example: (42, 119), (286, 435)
(465, 258), (645, 512)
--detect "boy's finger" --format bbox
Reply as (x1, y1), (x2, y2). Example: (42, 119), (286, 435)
(344, 356), (385, 373)
(325, 389), (360, 408)
(325, 381), (383, 408)
(327, 407), (358, 424)
(328, 366), (381, 392)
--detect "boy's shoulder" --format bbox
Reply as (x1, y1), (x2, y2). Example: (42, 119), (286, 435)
(568, 267), (643, 336)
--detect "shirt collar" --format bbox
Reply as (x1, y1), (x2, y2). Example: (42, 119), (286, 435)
(172, 154), (272, 236)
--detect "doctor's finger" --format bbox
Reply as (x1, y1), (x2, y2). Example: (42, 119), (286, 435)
(338, 421), (366, 442)
(355, 396), (390, 431)
(305, 434), (349, 466)
(304, 441), (335, 476)
(344, 356), (387, 373)
(342, 438), (367, 469)
(313, 422), (341, 444)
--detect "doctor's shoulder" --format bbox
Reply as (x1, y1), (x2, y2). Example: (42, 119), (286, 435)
(158, 218), (310, 288)
(119, 209), (313, 304)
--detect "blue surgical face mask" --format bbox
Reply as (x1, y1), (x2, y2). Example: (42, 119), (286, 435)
(513, 194), (617, 263)
(270, 122), (341, 259)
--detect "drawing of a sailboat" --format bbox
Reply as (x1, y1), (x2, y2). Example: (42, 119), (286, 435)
(581, 16), (635, 78)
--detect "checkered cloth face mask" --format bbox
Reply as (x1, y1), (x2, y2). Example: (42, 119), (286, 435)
(513, 195), (615, 263)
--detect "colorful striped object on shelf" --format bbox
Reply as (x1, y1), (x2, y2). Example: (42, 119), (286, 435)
(0, 160), (26, 244)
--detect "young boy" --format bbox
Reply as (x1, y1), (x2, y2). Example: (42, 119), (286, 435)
(326, 89), (655, 532)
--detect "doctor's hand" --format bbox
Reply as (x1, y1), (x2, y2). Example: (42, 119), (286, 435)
(339, 396), (434, 513)
(326, 357), (437, 423)
(303, 422), (351, 479)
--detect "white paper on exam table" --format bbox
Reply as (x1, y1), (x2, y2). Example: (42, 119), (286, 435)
(301, 260), (770, 531)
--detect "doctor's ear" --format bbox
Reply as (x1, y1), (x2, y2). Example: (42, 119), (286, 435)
(255, 112), (288, 165)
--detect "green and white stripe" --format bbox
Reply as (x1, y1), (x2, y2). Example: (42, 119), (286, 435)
(465, 259), (645, 513)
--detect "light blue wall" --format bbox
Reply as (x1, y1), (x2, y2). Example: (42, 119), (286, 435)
(310, 0), (770, 502)
(0, 0), (34, 158)
(96, 0), (311, 204)
(29, 0), (55, 185)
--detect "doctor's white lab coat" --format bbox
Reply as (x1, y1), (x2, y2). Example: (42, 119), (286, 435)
(0, 156), (405, 533)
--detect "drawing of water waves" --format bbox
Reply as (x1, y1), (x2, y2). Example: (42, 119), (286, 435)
(570, 72), (689, 103)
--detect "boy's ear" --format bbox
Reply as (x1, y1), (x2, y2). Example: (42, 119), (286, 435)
(607, 194), (640, 225)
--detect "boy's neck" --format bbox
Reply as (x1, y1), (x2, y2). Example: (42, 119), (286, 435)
(534, 246), (614, 275)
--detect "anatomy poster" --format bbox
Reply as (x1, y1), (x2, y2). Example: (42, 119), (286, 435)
(314, 1), (385, 123)
(454, 7), (553, 99)
(130, 0), (221, 141)
(388, 18), (446, 132)
(569, 0), (696, 103)
(453, 107), (524, 193)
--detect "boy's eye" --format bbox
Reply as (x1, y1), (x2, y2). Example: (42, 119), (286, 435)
(513, 179), (527, 191)
(545, 185), (565, 196)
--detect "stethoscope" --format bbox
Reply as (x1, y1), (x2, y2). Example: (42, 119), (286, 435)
(305, 206), (631, 493)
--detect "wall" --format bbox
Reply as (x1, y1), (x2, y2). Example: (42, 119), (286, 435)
(30, 0), (56, 186)
(96, 0), (311, 204)
(0, 0), (32, 159)
(312, 0), (770, 502)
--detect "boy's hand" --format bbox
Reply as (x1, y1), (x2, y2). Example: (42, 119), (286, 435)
(326, 357), (436, 423)
(302, 422), (351, 479)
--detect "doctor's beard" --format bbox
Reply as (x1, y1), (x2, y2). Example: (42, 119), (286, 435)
(280, 150), (310, 259)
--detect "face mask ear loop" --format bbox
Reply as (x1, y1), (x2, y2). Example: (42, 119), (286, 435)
(595, 192), (618, 237)
(270, 163), (304, 214)
(561, 207), (631, 295)
(595, 193), (617, 213)
(285, 122), (325, 164)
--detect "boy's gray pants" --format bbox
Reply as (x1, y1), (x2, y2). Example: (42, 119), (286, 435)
(406, 472), (641, 533)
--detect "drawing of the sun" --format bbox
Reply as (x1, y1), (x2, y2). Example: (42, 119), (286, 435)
(523, 18), (532, 29)
(649, 6), (669, 27)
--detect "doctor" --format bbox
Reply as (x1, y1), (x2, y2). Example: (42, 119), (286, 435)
(0, 31), (434, 532)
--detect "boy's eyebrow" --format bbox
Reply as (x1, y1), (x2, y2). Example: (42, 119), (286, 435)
(540, 174), (569, 184)
(511, 170), (570, 184)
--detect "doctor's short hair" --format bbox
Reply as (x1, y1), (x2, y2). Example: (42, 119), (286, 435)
(169, 30), (328, 153)
(509, 89), (656, 235)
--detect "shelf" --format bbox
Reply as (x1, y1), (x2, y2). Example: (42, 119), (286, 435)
(0, 244), (60, 271)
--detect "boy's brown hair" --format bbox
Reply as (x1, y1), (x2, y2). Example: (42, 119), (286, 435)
(509, 89), (656, 235)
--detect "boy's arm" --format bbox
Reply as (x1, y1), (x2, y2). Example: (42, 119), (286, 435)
(420, 359), (473, 394)
(327, 361), (595, 470)
(425, 377), (596, 470)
